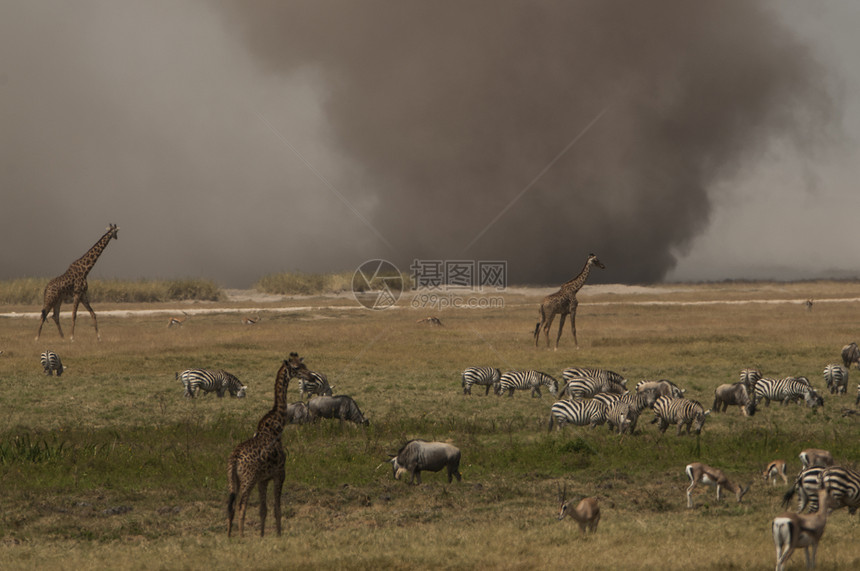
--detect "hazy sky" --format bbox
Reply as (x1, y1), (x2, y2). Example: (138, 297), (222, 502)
(1, 1), (856, 288)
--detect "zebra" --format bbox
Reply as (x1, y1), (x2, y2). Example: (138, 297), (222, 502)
(823, 363), (849, 395)
(461, 367), (501, 396)
(651, 396), (710, 436)
(497, 371), (559, 398)
(782, 467), (826, 513)
(176, 369), (247, 398)
(562, 367), (626, 386)
(605, 400), (635, 434)
(40, 350), (64, 376)
(561, 377), (627, 400)
(739, 368), (762, 393)
(610, 390), (659, 433)
(592, 392), (624, 408)
(548, 399), (607, 431)
(753, 377), (823, 408)
(298, 371), (333, 400)
(819, 466), (860, 515)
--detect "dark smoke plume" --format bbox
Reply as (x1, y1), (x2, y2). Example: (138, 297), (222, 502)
(224, 0), (833, 284)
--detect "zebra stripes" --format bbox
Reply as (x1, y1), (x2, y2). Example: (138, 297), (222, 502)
(782, 467), (825, 513)
(177, 369), (247, 398)
(605, 400), (635, 434)
(461, 367), (501, 396)
(651, 396), (709, 435)
(548, 399), (607, 430)
(498, 371), (558, 398)
(40, 350), (64, 376)
(298, 371), (333, 399)
(561, 377), (626, 400)
(823, 364), (848, 395)
(753, 378), (823, 408)
(562, 367), (626, 386)
(739, 368), (762, 393)
(820, 466), (860, 515)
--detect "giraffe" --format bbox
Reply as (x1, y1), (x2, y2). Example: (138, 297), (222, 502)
(534, 253), (605, 350)
(35, 224), (119, 342)
(226, 354), (310, 538)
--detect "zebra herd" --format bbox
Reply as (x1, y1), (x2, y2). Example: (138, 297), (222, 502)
(175, 364), (333, 402)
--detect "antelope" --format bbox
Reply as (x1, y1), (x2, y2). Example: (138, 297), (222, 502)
(556, 483), (600, 534)
(799, 449), (833, 470)
(773, 485), (830, 571)
(416, 316), (443, 326)
(685, 462), (750, 509)
(804, 298), (813, 311)
(242, 315), (260, 325)
(167, 311), (189, 328)
(763, 460), (789, 486)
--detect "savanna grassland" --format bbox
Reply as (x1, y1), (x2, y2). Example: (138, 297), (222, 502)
(1, 280), (860, 570)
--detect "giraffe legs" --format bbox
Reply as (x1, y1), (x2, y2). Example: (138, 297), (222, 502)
(257, 480), (269, 537)
(555, 313), (567, 350)
(36, 303), (65, 341)
(569, 300), (579, 348)
(542, 313), (557, 349)
(272, 468), (285, 536)
(71, 293), (100, 342)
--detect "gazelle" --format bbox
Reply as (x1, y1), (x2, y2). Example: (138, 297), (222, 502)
(773, 485), (831, 571)
(799, 449), (834, 470)
(556, 483), (600, 534)
(167, 311), (189, 328)
(685, 462), (750, 509)
(764, 460), (789, 486)
(242, 315), (260, 325)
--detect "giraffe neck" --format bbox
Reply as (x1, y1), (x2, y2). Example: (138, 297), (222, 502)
(561, 260), (592, 296)
(271, 362), (290, 417)
(67, 227), (116, 278)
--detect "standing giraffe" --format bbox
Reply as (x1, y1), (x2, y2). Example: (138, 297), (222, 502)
(35, 224), (119, 342)
(534, 253), (605, 349)
(226, 354), (309, 538)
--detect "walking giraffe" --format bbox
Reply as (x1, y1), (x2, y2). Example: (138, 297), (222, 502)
(36, 224), (119, 342)
(534, 253), (605, 349)
(226, 354), (310, 538)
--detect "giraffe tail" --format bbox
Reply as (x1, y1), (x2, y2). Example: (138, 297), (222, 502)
(227, 458), (239, 520)
(534, 321), (541, 338)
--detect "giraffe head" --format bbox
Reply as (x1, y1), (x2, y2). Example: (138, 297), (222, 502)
(587, 254), (605, 269)
(106, 224), (119, 240)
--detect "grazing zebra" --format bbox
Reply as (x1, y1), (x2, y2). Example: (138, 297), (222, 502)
(610, 390), (659, 433)
(562, 367), (626, 386)
(561, 376), (627, 399)
(461, 367), (501, 396)
(605, 400), (635, 434)
(498, 370), (559, 398)
(177, 369), (247, 398)
(823, 364), (848, 395)
(651, 396), (710, 436)
(40, 350), (64, 376)
(782, 467), (826, 513)
(739, 368), (762, 393)
(753, 378), (823, 408)
(298, 371), (334, 400)
(548, 399), (607, 430)
(819, 466), (860, 515)
(592, 392), (624, 408)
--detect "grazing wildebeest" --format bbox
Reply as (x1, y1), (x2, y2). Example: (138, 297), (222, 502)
(284, 402), (310, 424)
(842, 342), (860, 369)
(713, 382), (756, 416)
(307, 395), (369, 426)
(636, 379), (685, 399)
(388, 440), (461, 485)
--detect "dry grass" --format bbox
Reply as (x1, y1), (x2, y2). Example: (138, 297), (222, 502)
(1, 281), (860, 569)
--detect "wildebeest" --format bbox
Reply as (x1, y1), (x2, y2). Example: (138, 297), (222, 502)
(842, 342), (860, 369)
(388, 440), (461, 484)
(307, 395), (369, 426)
(713, 382), (756, 416)
(636, 379), (685, 398)
(284, 402), (310, 424)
